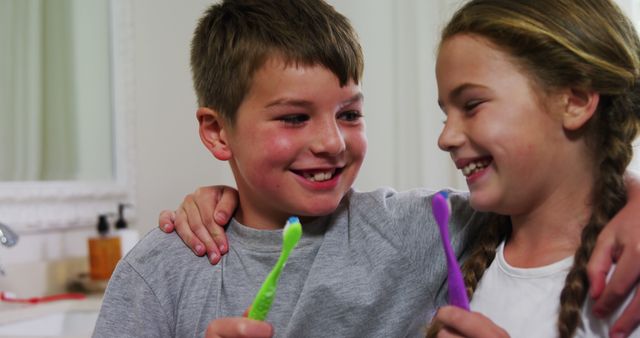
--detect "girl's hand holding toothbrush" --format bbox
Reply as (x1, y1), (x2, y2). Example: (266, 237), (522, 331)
(432, 306), (509, 338)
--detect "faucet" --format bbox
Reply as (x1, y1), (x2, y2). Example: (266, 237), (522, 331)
(0, 222), (19, 276)
(0, 222), (18, 247)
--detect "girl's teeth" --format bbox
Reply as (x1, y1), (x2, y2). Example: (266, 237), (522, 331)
(461, 161), (489, 176)
(303, 171), (334, 182)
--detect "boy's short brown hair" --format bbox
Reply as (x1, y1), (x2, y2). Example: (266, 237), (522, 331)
(191, 0), (364, 123)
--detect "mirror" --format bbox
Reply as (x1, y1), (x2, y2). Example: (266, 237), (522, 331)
(0, 0), (134, 233)
(1, 0), (113, 182)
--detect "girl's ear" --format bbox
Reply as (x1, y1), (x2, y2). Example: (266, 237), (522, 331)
(562, 88), (600, 131)
(197, 107), (232, 161)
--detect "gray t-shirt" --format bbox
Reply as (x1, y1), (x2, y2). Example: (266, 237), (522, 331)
(93, 188), (480, 337)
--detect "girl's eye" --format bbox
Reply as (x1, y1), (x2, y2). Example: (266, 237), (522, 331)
(463, 100), (483, 112)
(338, 110), (363, 122)
(280, 114), (309, 125)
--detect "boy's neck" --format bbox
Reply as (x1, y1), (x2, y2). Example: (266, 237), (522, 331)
(235, 208), (317, 230)
(235, 209), (285, 230)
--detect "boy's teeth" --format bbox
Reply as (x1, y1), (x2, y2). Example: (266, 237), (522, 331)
(461, 160), (489, 176)
(303, 170), (335, 182)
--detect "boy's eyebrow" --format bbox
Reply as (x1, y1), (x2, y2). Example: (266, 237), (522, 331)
(437, 83), (488, 109)
(338, 93), (364, 108)
(265, 93), (364, 109)
(266, 98), (314, 109)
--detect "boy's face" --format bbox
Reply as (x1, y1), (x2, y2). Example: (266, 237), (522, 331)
(222, 57), (366, 229)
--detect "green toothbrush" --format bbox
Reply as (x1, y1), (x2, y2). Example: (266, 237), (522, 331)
(247, 216), (303, 320)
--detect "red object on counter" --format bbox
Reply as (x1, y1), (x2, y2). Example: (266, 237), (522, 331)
(0, 291), (86, 304)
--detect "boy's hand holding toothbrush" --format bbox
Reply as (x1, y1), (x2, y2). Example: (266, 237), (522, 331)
(206, 317), (273, 338)
(204, 217), (302, 338)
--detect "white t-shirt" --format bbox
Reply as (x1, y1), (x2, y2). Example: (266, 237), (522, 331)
(470, 241), (639, 338)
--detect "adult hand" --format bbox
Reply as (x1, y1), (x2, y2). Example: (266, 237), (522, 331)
(432, 306), (509, 338)
(205, 317), (273, 338)
(159, 185), (239, 264)
(587, 171), (640, 337)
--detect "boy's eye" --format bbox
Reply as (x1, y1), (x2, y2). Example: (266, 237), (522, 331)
(338, 110), (363, 122)
(279, 114), (309, 125)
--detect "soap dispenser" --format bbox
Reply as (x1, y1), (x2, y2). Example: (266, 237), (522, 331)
(114, 203), (140, 256)
(88, 214), (121, 280)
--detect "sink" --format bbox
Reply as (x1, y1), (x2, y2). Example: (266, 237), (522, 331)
(0, 296), (101, 338)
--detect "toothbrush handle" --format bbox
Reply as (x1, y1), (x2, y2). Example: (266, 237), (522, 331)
(248, 269), (280, 320)
(433, 193), (470, 311)
(247, 247), (293, 320)
(439, 220), (469, 310)
(444, 249), (470, 310)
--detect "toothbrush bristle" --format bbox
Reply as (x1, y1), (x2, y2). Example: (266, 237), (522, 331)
(284, 216), (303, 243)
(438, 191), (451, 212)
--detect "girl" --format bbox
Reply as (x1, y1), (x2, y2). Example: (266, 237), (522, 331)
(431, 0), (640, 337)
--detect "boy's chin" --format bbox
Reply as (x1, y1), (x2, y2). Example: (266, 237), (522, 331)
(298, 201), (342, 218)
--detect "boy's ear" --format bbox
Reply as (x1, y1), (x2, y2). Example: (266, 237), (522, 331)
(197, 107), (232, 161)
(562, 88), (599, 131)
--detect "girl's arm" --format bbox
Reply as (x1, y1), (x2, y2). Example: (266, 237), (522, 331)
(587, 170), (640, 336)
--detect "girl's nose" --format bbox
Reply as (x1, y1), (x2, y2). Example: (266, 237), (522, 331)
(310, 120), (346, 156)
(438, 117), (465, 152)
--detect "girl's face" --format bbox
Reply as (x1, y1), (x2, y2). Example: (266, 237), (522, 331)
(436, 34), (569, 216)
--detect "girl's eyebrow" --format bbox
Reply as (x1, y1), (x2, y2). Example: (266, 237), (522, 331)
(438, 83), (489, 109)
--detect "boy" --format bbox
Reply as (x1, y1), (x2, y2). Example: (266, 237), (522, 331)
(94, 1), (481, 337)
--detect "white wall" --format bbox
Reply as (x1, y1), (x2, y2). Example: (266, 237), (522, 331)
(132, 0), (227, 236)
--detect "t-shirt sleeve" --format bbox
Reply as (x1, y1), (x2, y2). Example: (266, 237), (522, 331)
(93, 259), (173, 337)
(383, 188), (480, 268)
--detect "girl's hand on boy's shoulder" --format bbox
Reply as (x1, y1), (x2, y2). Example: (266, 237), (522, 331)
(158, 185), (238, 265)
(432, 306), (509, 338)
(206, 317), (273, 338)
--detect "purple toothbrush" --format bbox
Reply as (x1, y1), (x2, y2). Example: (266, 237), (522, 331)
(432, 191), (470, 310)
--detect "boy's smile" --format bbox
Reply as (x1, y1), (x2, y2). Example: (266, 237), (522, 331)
(208, 56), (367, 229)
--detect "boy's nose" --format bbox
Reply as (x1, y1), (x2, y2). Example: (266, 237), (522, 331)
(438, 117), (465, 152)
(310, 120), (346, 156)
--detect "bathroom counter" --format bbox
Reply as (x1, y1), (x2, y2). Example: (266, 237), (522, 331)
(0, 294), (102, 338)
